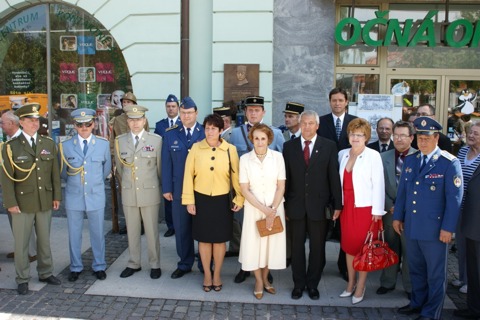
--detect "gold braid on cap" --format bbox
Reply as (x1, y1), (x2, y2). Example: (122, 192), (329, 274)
(59, 143), (85, 183)
(0, 143), (37, 182)
(115, 138), (136, 180)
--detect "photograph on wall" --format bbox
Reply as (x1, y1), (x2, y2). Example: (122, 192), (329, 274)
(61, 94), (77, 109)
(77, 36), (95, 55)
(59, 63), (77, 82)
(78, 67), (96, 82)
(96, 35), (114, 51)
(60, 36), (77, 51)
(224, 64), (259, 104)
(95, 62), (114, 82)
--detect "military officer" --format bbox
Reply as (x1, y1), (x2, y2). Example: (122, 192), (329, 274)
(213, 106), (233, 142)
(115, 105), (162, 279)
(0, 103), (62, 295)
(282, 102), (304, 141)
(59, 108), (111, 282)
(393, 117), (463, 320)
(162, 96), (205, 279)
(154, 93), (181, 238)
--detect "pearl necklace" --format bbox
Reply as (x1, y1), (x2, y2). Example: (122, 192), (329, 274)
(255, 151), (267, 158)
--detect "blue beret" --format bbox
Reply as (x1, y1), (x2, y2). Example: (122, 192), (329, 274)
(180, 96), (196, 109)
(166, 94), (178, 104)
(413, 116), (443, 135)
(71, 108), (95, 123)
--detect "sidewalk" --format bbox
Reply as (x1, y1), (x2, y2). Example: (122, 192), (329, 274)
(0, 182), (468, 319)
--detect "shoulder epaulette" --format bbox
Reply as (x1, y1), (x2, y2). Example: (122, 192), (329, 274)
(40, 135), (54, 141)
(165, 124), (178, 132)
(406, 150), (420, 158)
(440, 150), (456, 161)
(95, 135), (108, 141)
(115, 133), (128, 140)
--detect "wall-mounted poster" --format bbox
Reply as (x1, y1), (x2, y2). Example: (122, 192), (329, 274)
(59, 63), (77, 82)
(6, 69), (34, 94)
(77, 36), (95, 55)
(78, 67), (96, 82)
(61, 94), (77, 109)
(60, 36), (77, 51)
(224, 64), (259, 104)
(95, 63), (114, 82)
(97, 94), (111, 108)
(96, 35), (114, 51)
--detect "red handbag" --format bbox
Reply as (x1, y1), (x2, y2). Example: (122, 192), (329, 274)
(353, 220), (399, 272)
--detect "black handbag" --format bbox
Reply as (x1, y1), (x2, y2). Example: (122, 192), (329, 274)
(227, 148), (236, 210)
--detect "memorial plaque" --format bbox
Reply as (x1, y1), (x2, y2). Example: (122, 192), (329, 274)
(224, 64), (259, 104)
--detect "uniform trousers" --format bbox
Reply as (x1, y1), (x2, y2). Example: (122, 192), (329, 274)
(67, 209), (106, 272)
(123, 204), (160, 269)
(172, 199), (195, 271)
(466, 237), (480, 315)
(8, 213), (37, 256)
(380, 213), (411, 292)
(12, 210), (54, 284)
(407, 238), (448, 320)
(164, 199), (174, 230)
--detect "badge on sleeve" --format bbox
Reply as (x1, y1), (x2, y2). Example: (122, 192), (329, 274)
(453, 175), (462, 188)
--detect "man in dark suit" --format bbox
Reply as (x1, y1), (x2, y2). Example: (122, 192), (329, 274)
(367, 117), (395, 153)
(283, 110), (342, 300)
(317, 87), (357, 280)
(411, 103), (452, 153)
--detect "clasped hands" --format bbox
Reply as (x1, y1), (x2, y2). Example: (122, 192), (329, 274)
(263, 205), (276, 230)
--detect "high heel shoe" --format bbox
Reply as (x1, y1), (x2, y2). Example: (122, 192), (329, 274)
(339, 286), (356, 298)
(254, 290), (263, 300)
(264, 285), (276, 295)
(352, 288), (365, 305)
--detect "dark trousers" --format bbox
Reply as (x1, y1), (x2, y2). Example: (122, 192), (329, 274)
(290, 217), (327, 290)
(172, 199), (195, 271)
(466, 237), (480, 315)
(164, 199), (174, 230)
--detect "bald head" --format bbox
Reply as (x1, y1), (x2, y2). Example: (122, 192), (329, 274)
(1, 111), (20, 137)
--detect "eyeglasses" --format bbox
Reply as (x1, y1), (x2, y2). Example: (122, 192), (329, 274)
(393, 134), (410, 140)
(415, 112), (431, 117)
(348, 133), (365, 138)
(75, 121), (93, 128)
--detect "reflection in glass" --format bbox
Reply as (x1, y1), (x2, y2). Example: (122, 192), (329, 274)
(336, 73), (379, 103)
(389, 79), (437, 121)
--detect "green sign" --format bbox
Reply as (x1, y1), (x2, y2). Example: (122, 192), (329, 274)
(335, 10), (480, 48)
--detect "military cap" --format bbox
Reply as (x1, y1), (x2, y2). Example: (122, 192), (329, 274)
(413, 116), (443, 135)
(121, 92), (137, 104)
(213, 106), (231, 117)
(244, 96), (264, 108)
(166, 94), (179, 104)
(71, 108), (95, 123)
(283, 102), (304, 115)
(180, 96), (197, 109)
(14, 103), (41, 118)
(124, 105), (148, 119)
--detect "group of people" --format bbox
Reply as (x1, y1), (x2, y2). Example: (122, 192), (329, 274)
(0, 88), (478, 320)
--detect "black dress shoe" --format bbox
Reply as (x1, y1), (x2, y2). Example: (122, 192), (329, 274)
(39, 275), (61, 285)
(234, 270), (250, 283)
(17, 283), (28, 295)
(164, 229), (175, 237)
(414, 317), (434, 320)
(291, 288), (303, 300)
(376, 286), (395, 294)
(68, 271), (81, 282)
(150, 268), (162, 279)
(94, 270), (107, 280)
(454, 309), (480, 319)
(171, 268), (191, 279)
(225, 251), (239, 258)
(398, 304), (422, 315)
(267, 272), (273, 284)
(307, 288), (320, 300)
(286, 258), (292, 268)
(120, 267), (141, 278)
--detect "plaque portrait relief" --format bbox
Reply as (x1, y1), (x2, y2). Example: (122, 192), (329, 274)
(224, 64), (259, 104)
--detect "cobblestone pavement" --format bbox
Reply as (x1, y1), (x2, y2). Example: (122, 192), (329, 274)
(0, 185), (468, 319)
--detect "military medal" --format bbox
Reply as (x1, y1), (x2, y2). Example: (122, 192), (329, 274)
(454, 176), (462, 188)
(430, 185), (436, 191)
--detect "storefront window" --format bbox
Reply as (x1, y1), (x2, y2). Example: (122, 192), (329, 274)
(0, 3), (131, 142)
(336, 73), (379, 103)
(338, 6), (379, 65)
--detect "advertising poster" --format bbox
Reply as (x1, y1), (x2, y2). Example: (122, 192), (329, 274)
(7, 69), (34, 94)
(59, 63), (77, 82)
(0, 93), (48, 113)
(77, 36), (95, 55)
(95, 63), (114, 82)
(60, 36), (77, 51)
(61, 94), (77, 109)
(96, 35), (114, 51)
(77, 93), (97, 109)
(78, 67), (96, 82)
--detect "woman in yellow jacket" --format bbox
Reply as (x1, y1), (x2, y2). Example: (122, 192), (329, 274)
(183, 113), (244, 292)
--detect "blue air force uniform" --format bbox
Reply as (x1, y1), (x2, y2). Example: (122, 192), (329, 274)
(154, 117), (181, 138)
(393, 117), (462, 320)
(161, 97), (205, 273)
(230, 124), (285, 157)
(60, 109), (111, 274)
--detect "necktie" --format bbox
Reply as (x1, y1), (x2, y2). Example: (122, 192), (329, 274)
(381, 143), (388, 152)
(134, 135), (139, 149)
(170, 119), (174, 127)
(83, 139), (88, 156)
(304, 141), (311, 166)
(186, 128), (192, 142)
(291, 134), (296, 140)
(247, 124), (252, 132)
(420, 154), (428, 171)
(31, 137), (36, 152)
(395, 153), (404, 185)
(335, 118), (341, 140)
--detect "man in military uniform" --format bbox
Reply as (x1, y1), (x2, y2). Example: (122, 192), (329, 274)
(162, 97), (205, 279)
(282, 102), (304, 141)
(154, 94), (181, 238)
(0, 103), (62, 295)
(115, 106), (162, 279)
(213, 105), (233, 142)
(59, 108), (111, 282)
(393, 117), (462, 320)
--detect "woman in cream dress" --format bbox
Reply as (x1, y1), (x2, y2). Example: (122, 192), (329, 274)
(238, 123), (286, 300)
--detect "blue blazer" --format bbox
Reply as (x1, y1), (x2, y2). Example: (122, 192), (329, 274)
(161, 123), (205, 200)
(154, 118), (182, 138)
(230, 124), (285, 157)
(60, 135), (111, 211)
(393, 148), (463, 241)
